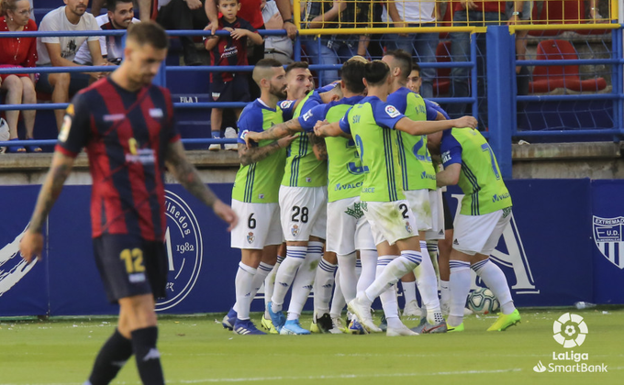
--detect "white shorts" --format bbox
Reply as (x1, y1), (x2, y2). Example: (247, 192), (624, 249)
(362, 200), (418, 246)
(452, 207), (512, 256)
(404, 189), (432, 232)
(326, 197), (376, 255)
(279, 186), (328, 242)
(425, 189), (446, 241)
(231, 200), (283, 249)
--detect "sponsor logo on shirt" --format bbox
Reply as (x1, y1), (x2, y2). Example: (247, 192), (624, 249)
(441, 151), (451, 163)
(126, 138), (155, 165)
(385, 105), (400, 118)
(149, 108), (164, 118)
(103, 114), (125, 122)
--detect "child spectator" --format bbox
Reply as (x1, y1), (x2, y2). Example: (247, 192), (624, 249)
(204, 0), (262, 151)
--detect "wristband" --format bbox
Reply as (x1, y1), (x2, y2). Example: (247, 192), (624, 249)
(283, 19), (294, 24)
(512, 11), (520, 16)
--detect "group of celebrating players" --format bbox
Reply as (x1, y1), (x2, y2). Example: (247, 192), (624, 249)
(222, 50), (522, 336)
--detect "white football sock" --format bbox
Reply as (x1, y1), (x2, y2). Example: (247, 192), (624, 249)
(264, 256), (283, 318)
(313, 258), (337, 315)
(271, 246), (306, 313)
(357, 249), (378, 293)
(361, 251), (421, 303)
(286, 242), (323, 321)
(415, 241), (442, 320)
(440, 280), (451, 315)
(448, 260), (471, 327)
(330, 269), (346, 319)
(426, 240), (440, 279)
(472, 259), (515, 315)
(234, 262), (256, 321)
(376, 260), (400, 322)
(402, 281), (417, 305)
(337, 253), (357, 303)
(249, 261), (273, 302)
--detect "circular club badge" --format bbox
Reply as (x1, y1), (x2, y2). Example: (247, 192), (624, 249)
(156, 190), (203, 311)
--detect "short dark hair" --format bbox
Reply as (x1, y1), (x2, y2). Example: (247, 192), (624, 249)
(384, 49), (413, 81)
(126, 21), (168, 50)
(106, 0), (132, 12)
(285, 61), (309, 75)
(216, 0), (239, 5)
(341, 60), (366, 94)
(412, 62), (421, 74)
(364, 60), (390, 86)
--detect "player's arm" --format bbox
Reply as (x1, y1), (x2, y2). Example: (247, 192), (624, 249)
(314, 120), (350, 138)
(20, 152), (76, 263)
(245, 119), (302, 146)
(309, 133), (327, 161)
(436, 163), (461, 187)
(395, 115), (477, 136)
(238, 135), (296, 166)
(165, 140), (238, 230)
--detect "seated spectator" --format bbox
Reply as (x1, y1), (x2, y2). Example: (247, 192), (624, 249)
(75, 0), (138, 65)
(156, 0), (209, 66)
(204, 0), (262, 151)
(261, 0), (292, 65)
(406, 62), (422, 94)
(0, 0), (39, 153)
(36, 0), (107, 131)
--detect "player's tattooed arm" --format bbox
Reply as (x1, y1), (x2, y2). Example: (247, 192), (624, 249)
(245, 119), (302, 147)
(436, 163), (461, 187)
(238, 135), (296, 166)
(309, 133), (328, 161)
(20, 152), (76, 262)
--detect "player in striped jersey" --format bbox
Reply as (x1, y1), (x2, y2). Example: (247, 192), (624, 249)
(427, 127), (520, 332)
(383, 50), (446, 333)
(221, 59), (297, 335)
(315, 61), (477, 334)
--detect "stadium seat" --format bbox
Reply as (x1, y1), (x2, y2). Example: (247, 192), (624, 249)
(529, 39), (607, 93)
(433, 41), (451, 96)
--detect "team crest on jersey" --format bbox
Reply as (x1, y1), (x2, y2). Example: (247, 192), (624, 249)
(385, 105), (400, 118)
(405, 221), (413, 234)
(258, 194), (265, 199)
(291, 224), (300, 237)
(247, 232), (255, 244)
(212, 92), (221, 100)
(306, 177), (312, 183)
(593, 216), (624, 269)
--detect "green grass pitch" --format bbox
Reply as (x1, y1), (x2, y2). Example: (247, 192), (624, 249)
(0, 308), (622, 385)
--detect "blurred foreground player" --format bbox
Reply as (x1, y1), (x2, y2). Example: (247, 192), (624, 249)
(20, 22), (237, 385)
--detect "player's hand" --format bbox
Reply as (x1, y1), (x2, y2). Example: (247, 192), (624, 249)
(393, 21), (409, 37)
(244, 131), (261, 148)
(454, 116), (478, 129)
(507, 14), (520, 25)
(230, 29), (247, 40)
(186, 0), (202, 10)
(20, 230), (44, 263)
(460, 0), (478, 10)
(284, 21), (297, 40)
(277, 135), (297, 149)
(205, 21), (218, 35)
(213, 200), (238, 231)
(313, 120), (329, 137)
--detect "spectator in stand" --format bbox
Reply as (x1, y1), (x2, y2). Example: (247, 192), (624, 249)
(75, 0), (139, 65)
(384, 0), (438, 98)
(91, 0), (152, 21)
(36, 0), (107, 131)
(406, 62), (422, 94)
(155, 0), (208, 66)
(204, 0), (262, 151)
(0, 0), (39, 153)
(261, 0), (293, 65)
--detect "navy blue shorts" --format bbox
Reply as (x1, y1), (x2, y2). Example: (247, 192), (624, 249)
(93, 234), (168, 303)
(442, 193), (454, 231)
(210, 73), (250, 103)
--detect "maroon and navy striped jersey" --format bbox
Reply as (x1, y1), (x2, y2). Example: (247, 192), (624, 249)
(56, 77), (181, 242)
(207, 16), (257, 83)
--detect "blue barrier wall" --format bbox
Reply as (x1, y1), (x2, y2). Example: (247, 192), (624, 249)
(1, 179), (623, 317)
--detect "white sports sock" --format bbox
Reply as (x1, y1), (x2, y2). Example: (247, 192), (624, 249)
(249, 261), (273, 302)
(377, 260), (400, 321)
(355, 258), (362, 278)
(472, 259), (515, 315)
(264, 256), (283, 318)
(330, 269), (346, 319)
(401, 281), (417, 304)
(337, 253), (357, 303)
(448, 260), (471, 327)
(286, 242), (323, 320)
(234, 262), (257, 321)
(357, 249), (377, 293)
(440, 280), (450, 304)
(362, 251), (421, 303)
(271, 246), (306, 313)
(415, 241), (441, 316)
(313, 258), (337, 314)
(426, 240), (440, 279)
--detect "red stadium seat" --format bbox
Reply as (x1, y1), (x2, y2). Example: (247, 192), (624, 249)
(433, 41), (451, 96)
(529, 39), (607, 93)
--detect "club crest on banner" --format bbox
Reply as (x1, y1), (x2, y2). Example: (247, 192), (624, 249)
(593, 216), (624, 269)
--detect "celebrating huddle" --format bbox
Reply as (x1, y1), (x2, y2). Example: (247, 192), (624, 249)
(224, 51), (521, 336)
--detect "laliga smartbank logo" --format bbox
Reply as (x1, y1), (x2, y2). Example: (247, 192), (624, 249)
(532, 313), (608, 374)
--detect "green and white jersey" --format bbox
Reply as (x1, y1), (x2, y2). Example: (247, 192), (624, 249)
(278, 90), (328, 188)
(338, 96), (406, 202)
(232, 99), (286, 203)
(387, 87), (437, 191)
(297, 95), (366, 202)
(441, 128), (512, 215)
